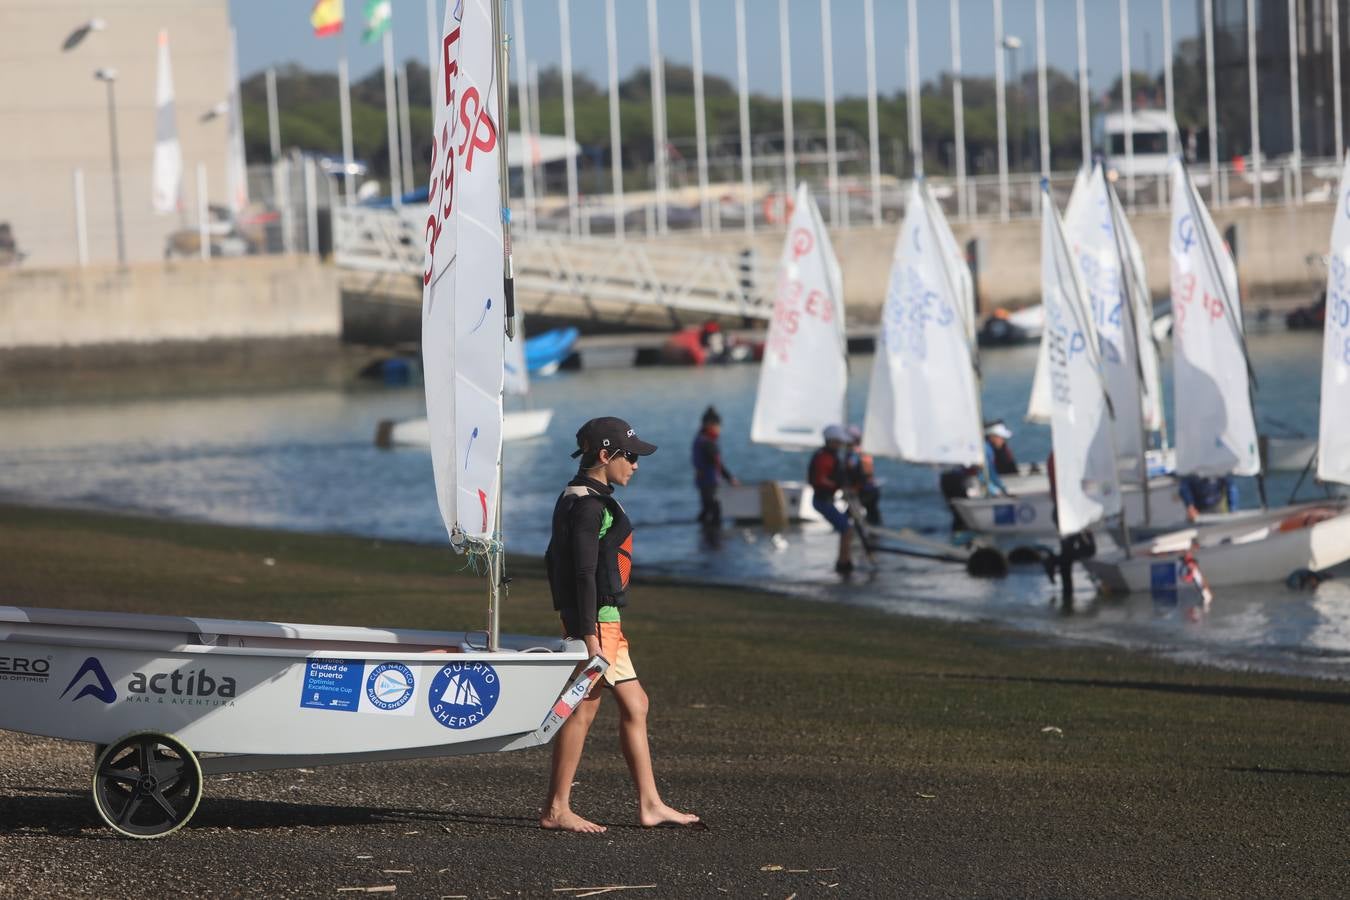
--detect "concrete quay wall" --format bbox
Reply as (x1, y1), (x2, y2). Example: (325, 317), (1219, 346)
(661, 200), (1336, 321)
(0, 256), (340, 348)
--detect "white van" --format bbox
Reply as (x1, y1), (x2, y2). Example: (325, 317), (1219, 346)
(1094, 110), (1179, 178)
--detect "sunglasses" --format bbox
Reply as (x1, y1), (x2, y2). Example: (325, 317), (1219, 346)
(606, 449), (640, 464)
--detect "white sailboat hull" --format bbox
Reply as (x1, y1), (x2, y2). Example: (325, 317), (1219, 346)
(1083, 501), (1350, 595)
(721, 480), (830, 524)
(381, 409), (553, 447)
(0, 606), (588, 757)
(951, 476), (1189, 537)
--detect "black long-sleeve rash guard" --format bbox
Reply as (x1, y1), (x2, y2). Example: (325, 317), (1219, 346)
(545, 474), (633, 637)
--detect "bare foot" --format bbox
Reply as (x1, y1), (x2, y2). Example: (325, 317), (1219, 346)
(639, 801), (702, 829)
(540, 808), (607, 833)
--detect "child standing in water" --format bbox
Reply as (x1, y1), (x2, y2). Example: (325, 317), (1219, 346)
(540, 416), (703, 833)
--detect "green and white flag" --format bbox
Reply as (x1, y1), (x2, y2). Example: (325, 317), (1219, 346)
(362, 0), (391, 43)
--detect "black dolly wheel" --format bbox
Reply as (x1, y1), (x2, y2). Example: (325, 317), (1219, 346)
(92, 732), (202, 839)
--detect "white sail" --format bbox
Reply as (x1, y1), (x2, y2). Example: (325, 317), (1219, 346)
(503, 315), (529, 397)
(1027, 167), (1091, 424)
(1168, 160), (1260, 477)
(422, 0), (506, 545)
(441, 673), (483, 706)
(861, 181), (982, 465)
(1318, 154), (1350, 486)
(1042, 186), (1121, 537)
(1110, 186), (1165, 433)
(750, 183), (847, 448)
(151, 29), (182, 215)
(225, 28), (249, 215)
(1064, 167), (1143, 468)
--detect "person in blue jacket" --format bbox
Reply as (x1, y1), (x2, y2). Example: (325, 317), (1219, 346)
(691, 406), (738, 529)
(1179, 474), (1239, 521)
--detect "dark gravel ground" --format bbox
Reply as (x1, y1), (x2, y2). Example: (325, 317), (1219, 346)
(1, 503), (1349, 898)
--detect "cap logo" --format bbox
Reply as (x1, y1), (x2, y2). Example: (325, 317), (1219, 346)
(601, 438), (611, 447)
(626, 429), (635, 437)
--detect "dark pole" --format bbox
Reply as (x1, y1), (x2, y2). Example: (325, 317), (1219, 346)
(105, 78), (126, 265)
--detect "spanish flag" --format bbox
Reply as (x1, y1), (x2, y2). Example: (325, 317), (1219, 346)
(311, 0), (344, 37)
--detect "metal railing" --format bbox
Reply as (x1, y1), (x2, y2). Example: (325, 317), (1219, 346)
(332, 205), (778, 322)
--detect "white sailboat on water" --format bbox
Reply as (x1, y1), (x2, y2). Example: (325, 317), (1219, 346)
(151, 29), (182, 215)
(722, 183), (848, 524)
(0, 0), (602, 840)
(954, 165), (1186, 535)
(1084, 158), (1350, 596)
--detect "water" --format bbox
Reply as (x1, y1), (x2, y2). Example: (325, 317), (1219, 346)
(1, 328), (1347, 681)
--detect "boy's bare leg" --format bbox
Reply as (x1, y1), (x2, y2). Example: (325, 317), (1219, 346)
(611, 679), (700, 827)
(540, 691), (606, 833)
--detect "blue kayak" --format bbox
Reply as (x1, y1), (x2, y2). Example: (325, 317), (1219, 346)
(525, 327), (579, 373)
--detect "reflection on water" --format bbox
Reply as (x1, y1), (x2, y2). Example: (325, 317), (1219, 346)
(0, 330), (1346, 680)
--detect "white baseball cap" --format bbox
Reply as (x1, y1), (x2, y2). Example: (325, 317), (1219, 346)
(984, 421), (1013, 440)
(823, 424), (848, 443)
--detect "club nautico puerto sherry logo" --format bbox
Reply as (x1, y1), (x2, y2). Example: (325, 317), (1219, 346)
(427, 661), (500, 730)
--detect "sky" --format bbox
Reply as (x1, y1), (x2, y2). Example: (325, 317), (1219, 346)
(230, 0), (1200, 99)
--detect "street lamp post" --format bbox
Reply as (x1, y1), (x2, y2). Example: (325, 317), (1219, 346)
(95, 68), (126, 266)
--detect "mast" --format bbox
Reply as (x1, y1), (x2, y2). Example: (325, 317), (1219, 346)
(1178, 161), (1267, 509)
(488, 0), (515, 652)
(1103, 175), (1152, 528)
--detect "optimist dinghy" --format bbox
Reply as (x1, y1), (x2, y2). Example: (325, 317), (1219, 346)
(1083, 157), (1350, 595)
(0, 0), (601, 839)
(722, 183), (848, 525)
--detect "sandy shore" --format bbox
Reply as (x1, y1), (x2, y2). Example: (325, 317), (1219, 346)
(0, 501), (1347, 898)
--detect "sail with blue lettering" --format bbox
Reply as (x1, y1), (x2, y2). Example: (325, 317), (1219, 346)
(1319, 154), (1350, 486)
(1064, 166), (1144, 469)
(422, 0), (505, 545)
(1027, 166), (1090, 425)
(750, 183), (847, 449)
(1168, 160), (1260, 477)
(1042, 183), (1121, 537)
(862, 180), (981, 465)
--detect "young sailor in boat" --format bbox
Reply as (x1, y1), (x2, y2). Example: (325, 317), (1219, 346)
(809, 425), (855, 574)
(1178, 474), (1239, 522)
(982, 420), (1019, 493)
(691, 405), (739, 531)
(541, 417), (702, 834)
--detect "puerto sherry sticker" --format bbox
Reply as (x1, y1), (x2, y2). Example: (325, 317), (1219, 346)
(365, 662), (415, 713)
(427, 662), (500, 730)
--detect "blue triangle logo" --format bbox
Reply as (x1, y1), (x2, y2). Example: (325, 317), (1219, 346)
(60, 657), (117, 704)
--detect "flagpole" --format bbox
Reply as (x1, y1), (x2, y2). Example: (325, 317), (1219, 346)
(690, 0), (711, 235)
(952, 0), (967, 219)
(994, 0), (1009, 221)
(398, 63), (414, 193)
(1076, 0), (1090, 166)
(735, 0), (753, 235)
(1247, 0), (1261, 207)
(1035, 0), (1049, 181)
(778, 0), (795, 193)
(647, 0), (669, 235)
(510, 0), (536, 233)
(558, 0), (579, 236)
(863, 0), (880, 226)
(1120, 0), (1135, 206)
(1334, 0), (1344, 164)
(906, 0), (921, 178)
(425, 0), (438, 101)
(1203, 0), (1218, 201)
(821, 0), (839, 227)
(1162, 0), (1175, 158)
(605, 0), (625, 240)
(1288, 0), (1301, 204)
(339, 43), (355, 206)
(381, 27), (402, 206)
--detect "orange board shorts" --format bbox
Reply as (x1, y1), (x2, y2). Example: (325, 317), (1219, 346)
(597, 621), (637, 686)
